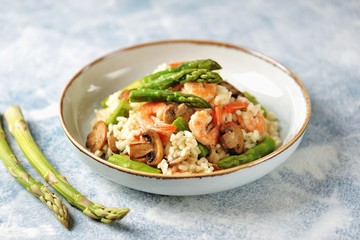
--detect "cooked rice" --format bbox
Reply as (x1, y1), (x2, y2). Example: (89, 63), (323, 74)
(214, 85), (232, 105)
(208, 144), (229, 163)
(108, 116), (136, 155)
(167, 131), (200, 162)
(158, 131), (213, 174)
(243, 130), (262, 149)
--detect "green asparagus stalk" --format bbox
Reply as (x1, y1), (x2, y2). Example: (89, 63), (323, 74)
(108, 154), (161, 174)
(4, 106), (130, 224)
(0, 117), (70, 228)
(140, 68), (223, 90)
(198, 143), (209, 158)
(124, 59), (222, 90)
(129, 88), (212, 108)
(172, 117), (189, 131)
(105, 99), (131, 125)
(215, 136), (276, 169)
(139, 59), (222, 85)
(100, 96), (109, 108)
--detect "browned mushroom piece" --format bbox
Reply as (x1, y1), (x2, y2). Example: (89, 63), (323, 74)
(219, 122), (245, 154)
(161, 103), (177, 124)
(160, 103), (195, 124)
(128, 142), (153, 162)
(86, 120), (108, 153)
(219, 81), (244, 98)
(107, 132), (119, 153)
(142, 129), (164, 166)
(175, 103), (195, 122)
(128, 129), (164, 166)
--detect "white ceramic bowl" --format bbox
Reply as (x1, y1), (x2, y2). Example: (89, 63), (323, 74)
(60, 40), (311, 196)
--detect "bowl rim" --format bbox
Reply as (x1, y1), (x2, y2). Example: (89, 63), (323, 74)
(59, 39), (311, 179)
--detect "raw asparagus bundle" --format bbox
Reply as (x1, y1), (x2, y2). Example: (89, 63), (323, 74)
(0, 117), (70, 228)
(215, 136), (276, 169)
(4, 106), (130, 224)
(129, 88), (212, 108)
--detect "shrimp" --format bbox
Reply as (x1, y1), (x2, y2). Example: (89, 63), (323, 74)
(182, 82), (217, 103)
(189, 109), (219, 146)
(136, 102), (177, 141)
(237, 111), (266, 133)
(137, 102), (167, 128)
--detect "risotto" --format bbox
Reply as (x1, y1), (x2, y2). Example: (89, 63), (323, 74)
(86, 59), (281, 175)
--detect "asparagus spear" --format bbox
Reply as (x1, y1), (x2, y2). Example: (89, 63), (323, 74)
(0, 117), (70, 228)
(140, 68), (223, 90)
(108, 154), (161, 174)
(139, 59), (222, 85)
(172, 117), (189, 131)
(215, 136), (276, 169)
(4, 106), (130, 224)
(129, 88), (212, 108)
(105, 99), (131, 125)
(198, 143), (210, 158)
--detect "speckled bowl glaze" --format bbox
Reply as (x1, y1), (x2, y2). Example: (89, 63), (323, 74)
(59, 40), (311, 196)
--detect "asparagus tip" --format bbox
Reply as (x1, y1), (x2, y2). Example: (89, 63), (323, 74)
(83, 204), (130, 223)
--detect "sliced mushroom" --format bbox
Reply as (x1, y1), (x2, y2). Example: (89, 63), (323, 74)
(107, 132), (119, 153)
(160, 103), (195, 124)
(219, 81), (244, 98)
(86, 120), (108, 153)
(128, 142), (153, 162)
(142, 129), (164, 166)
(219, 122), (244, 154)
(176, 103), (195, 122)
(128, 129), (164, 166)
(161, 103), (177, 124)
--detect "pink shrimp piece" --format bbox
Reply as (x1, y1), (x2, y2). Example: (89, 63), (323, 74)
(188, 109), (219, 146)
(136, 102), (166, 128)
(237, 111), (266, 133)
(182, 82), (217, 103)
(137, 102), (177, 142)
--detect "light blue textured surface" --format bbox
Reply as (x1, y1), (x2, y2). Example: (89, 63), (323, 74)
(1, 1), (360, 239)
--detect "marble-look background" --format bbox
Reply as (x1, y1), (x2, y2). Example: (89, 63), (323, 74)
(1, 1), (359, 239)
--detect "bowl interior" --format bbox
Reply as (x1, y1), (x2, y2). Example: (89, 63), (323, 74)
(60, 40), (310, 176)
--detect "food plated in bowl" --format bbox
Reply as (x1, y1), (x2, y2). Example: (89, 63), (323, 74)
(85, 59), (282, 175)
(60, 40), (311, 195)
